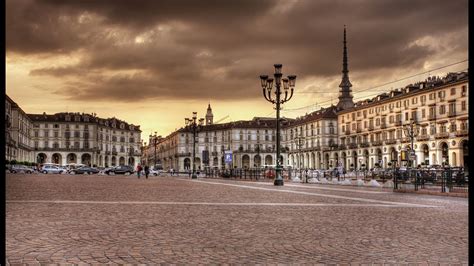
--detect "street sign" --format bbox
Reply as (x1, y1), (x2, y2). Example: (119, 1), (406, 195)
(224, 150), (233, 163)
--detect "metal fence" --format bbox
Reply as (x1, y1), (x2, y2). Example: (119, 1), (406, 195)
(393, 167), (468, 194)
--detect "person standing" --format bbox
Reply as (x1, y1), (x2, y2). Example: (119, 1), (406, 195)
(137, 164), (142, 179)
(144, 165), (150, 179)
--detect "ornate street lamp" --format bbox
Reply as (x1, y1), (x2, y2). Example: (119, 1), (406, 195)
(260, 64), (296, 186)
(149, 132), (158, 168)
(294, 132), (306, 170)
(403, 119), (420, 168)
(185, 112), (204, 179)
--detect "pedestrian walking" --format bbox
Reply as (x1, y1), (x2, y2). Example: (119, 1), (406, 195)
(144, 165), (150, 179)
(137, 164), (142, 179)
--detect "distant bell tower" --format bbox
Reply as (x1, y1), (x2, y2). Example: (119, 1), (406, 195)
(206, 103), (213, 125)
(336, 25), (355, 110)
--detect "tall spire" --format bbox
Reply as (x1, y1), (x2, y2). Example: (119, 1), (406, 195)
(336, 25), (354, 110)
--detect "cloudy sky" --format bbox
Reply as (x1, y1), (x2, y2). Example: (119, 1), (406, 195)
(6, 0), (468, 139)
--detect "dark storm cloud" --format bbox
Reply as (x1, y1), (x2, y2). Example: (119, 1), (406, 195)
(7, 0), (468, 102)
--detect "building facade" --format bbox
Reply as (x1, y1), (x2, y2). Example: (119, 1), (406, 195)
(5, 95), (35, 163)
(142, 108), (293, 171)
(335, 72), (469, 170)
(28, 112), (142, 167)
(4, 95), (142, 168)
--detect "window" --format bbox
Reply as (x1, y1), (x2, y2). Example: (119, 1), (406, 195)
(74, 142), (80, 148)
(439, 105), (446, 115)
(461, 86), (467, 96)
(451, 88), (456, 95)
(449, 102), (456, 115)
(450, 123), (456, 132)
(54, 131), (59, 138)
(440, 124), (447, 133)
(54, 124), (59, 128)
(389, 116), (394, 123)
(53, 142), (59, 149)
(422, 109), (426, 118)
(44, 130), (49, 137)
(74, 131), (80, 138)
(34, 131), (39, 137)
(462, 101), (466, 111)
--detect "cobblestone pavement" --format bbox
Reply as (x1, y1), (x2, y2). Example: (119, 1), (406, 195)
(6, 173), (468, 264)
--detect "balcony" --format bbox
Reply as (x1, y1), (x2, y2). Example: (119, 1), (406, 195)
(348, 143), (358, 149)
(359, 142), (370, 148)
(356, 128), (362, 133)
(368, 125), (374, 131)
(454, 130), (468, 137)
(435, 132), (449, 139)
(338, 144), (346, 150)
(385, 139), (397, 145)
(428, 114), (436, 121)
(372, 140), (383, 146)
(448, 111), (456, 117)
(380, 123), (387, 129)
(211, 151), (219, 156)
(178, 152), (191, 157)
(112, 151), (118, 155)
(401, 137), (411, 143)
(395, 121), (402, 126)
(416, 135), (430, 141)
(345, 130), (351, 135)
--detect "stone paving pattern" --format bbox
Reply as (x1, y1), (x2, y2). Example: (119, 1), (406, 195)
(6, 173), (468, 264)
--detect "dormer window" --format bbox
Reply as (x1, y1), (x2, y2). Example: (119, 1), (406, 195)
(75, 115), (80, 122)
(65, 115), (71, 121)
(120, 123), (125, 129)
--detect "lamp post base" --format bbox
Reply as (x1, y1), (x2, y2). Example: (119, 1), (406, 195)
(192, 174), (197, 179)
(274, 179), (284, 186)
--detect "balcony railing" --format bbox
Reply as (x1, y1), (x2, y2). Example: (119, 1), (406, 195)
(401, 137), (411, 143)
(345, 130), (351, 135)
(435, 132), (449, 139)
(385, 139), (397, 145)
(428, 114), (436, 121)
(356, 128), (362, 133)
(211, 151), (219, 156)
(112, 151), (118, 155)
(372, 140), (383, 146)
(368, 125), (374, 131)
(348, 143), (358, 149)
(416, 135), (430, 141)
(380, 123), (387, 129)
(359, 142), (370, 148)
(395, 121), (402, 126)
(454, 130), (468, 137)
(338, 144), (346, 150)
(448, 111), (456, 117)
(178, 152), (191, 157)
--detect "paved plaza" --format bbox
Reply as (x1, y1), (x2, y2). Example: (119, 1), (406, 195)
(6, 173), (468, 264)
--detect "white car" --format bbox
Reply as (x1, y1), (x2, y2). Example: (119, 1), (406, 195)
(142, 169), (164, 176)
(42, 165), (65, 174)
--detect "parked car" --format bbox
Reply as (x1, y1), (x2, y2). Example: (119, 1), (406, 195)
(10, 165), (34, 174)
(41, 165), (65, 174)
(105, 165), (134, 175)
(71, 166), (100, 175)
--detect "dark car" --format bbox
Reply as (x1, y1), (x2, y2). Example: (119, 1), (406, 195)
(71, 166), (100, 175)
(105, 165), (134, 175)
